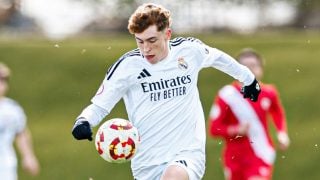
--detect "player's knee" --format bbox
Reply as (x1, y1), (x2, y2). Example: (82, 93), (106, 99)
(161, 165), (189, 180)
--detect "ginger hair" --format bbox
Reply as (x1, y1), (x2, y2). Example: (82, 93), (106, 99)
(128, 3), (172, 34)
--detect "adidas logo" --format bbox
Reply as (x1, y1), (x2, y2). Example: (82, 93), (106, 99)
(137, 69), (151, 79)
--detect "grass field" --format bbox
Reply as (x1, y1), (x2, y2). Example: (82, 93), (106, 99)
(1, 30), (319, 180)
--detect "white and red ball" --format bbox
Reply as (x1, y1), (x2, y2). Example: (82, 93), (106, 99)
(95, 118), (140, 163)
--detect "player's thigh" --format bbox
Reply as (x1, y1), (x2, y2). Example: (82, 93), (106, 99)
(161, 165), (189, 180)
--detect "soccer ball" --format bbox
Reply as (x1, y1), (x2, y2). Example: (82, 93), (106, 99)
(95, 118), (140, 163)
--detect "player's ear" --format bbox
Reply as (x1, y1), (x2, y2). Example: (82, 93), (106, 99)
(165, 28), (172, 40)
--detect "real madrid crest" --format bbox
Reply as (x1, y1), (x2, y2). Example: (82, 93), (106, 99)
(178, 57), (188, 70)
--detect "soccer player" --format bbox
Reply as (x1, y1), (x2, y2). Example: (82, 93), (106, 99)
(208, 48), (290, 180)
(72, 3), (260, 180)
(0, 62), (40, 180)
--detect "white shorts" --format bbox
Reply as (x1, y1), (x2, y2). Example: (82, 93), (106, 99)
(133, 150), (205, 180)
(0, 166), (17, 180)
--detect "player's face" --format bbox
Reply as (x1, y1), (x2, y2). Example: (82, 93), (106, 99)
(135, 25), (171, 64)
(239, 56), (263, 80)
(0, 76), (8, 97)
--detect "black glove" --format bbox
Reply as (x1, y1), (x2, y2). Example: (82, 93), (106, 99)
(241, 78), (261, 102)
(72, 119), (93, 141)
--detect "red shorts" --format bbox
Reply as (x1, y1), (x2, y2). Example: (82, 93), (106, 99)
(223, 153), (273, 180)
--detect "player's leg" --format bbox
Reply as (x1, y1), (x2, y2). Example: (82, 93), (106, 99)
(161, 164), (189, 180)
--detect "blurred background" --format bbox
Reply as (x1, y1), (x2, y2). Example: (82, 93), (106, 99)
(1, 0), (319, 179)
(2, 0), (319, 39)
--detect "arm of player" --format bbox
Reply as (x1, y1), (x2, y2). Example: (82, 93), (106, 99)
(189, 38), (260, 101)
(209, 97), (248, 139)
(209, 49), (254, 86)
(72, 104), (109, 141)
(208, 101), (230, 138)
(269, 86), (290, 150)
(211, 50), (261, 101)
(277, 132), (290, 151)
(15, 128), (40, 176)
(72, 56), (131, 141)
(226, 123), (250, 137)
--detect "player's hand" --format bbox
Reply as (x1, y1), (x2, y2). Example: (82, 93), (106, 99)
(22, 154), (40, 176)
(277, 132), (290, 150)
(241, 78), (261, 102)
(227, 123), (250, 137)
(72, 119), (93, 141)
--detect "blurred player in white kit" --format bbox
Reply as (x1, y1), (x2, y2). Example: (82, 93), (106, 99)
(0, 62), (40, 180)
(72, 3), (261, 180)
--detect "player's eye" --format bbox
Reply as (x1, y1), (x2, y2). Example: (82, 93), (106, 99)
(149, 39), (157, 43)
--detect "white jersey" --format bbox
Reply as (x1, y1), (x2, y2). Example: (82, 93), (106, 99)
(0, 97), (26, 169)
(81, 37), (254, 174)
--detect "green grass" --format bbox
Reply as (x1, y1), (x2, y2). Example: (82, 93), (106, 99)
(1, 31), (319, 180)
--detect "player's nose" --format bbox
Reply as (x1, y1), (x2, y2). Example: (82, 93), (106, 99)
(143, 43), (151, 53)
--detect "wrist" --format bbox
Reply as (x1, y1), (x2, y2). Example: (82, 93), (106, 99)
(227, 123), (249, 136)
(242, 67), (255, 86)
(227, 125), (239, 136)
(277, 131), (290, 145)
(75, 117), (90, 127)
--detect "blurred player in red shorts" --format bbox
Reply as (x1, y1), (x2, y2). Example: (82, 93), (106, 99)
(208, 48), (290, 180)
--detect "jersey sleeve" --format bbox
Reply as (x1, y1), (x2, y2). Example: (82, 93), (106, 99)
(13, 102), (27, 134)
(190, 38), (254, 86)
(91, 58), (133, 115)
(77, 104), (109, 127)
(268, 85), (287, 133)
